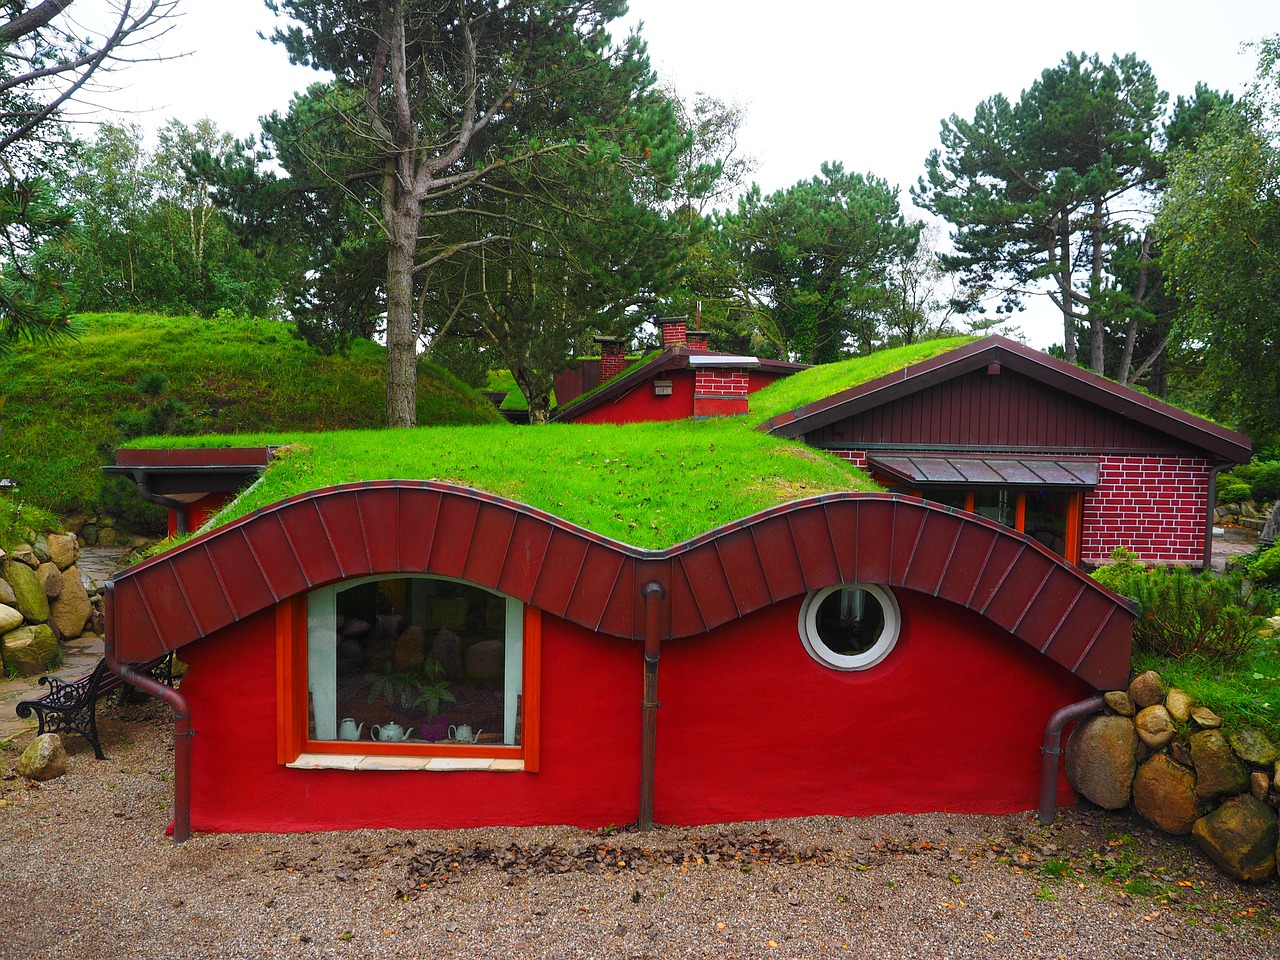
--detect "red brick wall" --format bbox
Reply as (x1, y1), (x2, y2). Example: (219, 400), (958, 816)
(1081, 455), (1211, 566)
(693, 369), (749, 417)
(830, 448), (1211, 567)
(830, 449), (869, 470)
(660, 319), (687, 348)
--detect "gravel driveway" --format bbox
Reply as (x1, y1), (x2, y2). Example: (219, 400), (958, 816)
(1, 701), (1276, 960)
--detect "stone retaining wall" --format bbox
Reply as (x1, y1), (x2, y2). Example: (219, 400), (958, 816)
(1066, 670), (1279, 883)
(1, 533), (103, 676)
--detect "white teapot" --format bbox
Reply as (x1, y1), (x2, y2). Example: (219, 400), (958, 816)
(370, 722), (414, 743)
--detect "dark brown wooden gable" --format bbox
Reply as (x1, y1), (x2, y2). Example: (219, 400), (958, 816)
(806, 367), (1198, 453)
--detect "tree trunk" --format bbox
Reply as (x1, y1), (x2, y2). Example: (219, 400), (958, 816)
(1057, 218), (1076, 365)
(1089, 196), (1106, 375)
(385, 194), (423, 428)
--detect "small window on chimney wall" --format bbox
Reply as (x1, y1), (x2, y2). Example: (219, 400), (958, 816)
(653, 380), (673, 396)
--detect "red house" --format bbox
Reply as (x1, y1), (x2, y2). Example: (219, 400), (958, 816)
(759, 337), (1251, 569)
(105, 478), (1135, 839)
(552, 319), (805, 423)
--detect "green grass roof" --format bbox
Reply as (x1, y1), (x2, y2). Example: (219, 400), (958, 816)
(744, 337), (975, 427)
(129, 418), (879, 550)
(126, 336), (998, 551)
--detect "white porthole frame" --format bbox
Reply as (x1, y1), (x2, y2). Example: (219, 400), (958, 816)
(798, 582), (901, 671)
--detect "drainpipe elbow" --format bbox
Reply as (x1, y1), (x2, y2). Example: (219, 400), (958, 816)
(1038, 694), (1104, 826)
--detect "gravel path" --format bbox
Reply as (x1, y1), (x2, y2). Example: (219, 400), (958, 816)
(1, 702), (1276, 959)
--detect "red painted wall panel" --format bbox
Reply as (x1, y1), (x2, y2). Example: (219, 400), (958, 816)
(654, 592), (1090, 824)
(181, 609), (643, 833)
(178, 589), (1089, 833)
(570, 370), (697, 425)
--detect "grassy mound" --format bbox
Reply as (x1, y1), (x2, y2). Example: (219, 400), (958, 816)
(0, 313), (504, 518)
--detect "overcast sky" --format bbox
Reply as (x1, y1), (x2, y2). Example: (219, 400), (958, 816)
(84, 0), (1280, 346)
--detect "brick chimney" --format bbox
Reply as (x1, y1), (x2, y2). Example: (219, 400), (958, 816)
(686, 329), (711, 353)
(658, 316), (688, 349)
(594, 336), (627, 381)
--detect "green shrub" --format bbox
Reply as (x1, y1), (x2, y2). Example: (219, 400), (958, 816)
(1250, 460), (1280, 503)
(1246, 544), (1280, 584)
(1216, 480), (1253, 504)
(1093, 548), (1270, 665)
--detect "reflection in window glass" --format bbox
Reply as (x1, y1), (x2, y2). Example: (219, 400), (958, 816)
(1024, 489), (1070, 557)
(925, 488), (968, 509)
(307, 577), (521, 747)
(973, 488), (1014, 527)
(813, 586), (886, 656)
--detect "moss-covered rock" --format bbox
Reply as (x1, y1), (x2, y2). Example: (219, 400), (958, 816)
(3, 559), (49, 623)
(1, 624), (58, 675)
(1191, 795), (1278, 883)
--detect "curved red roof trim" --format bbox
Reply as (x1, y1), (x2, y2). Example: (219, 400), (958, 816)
(106, 481), (1134, 689)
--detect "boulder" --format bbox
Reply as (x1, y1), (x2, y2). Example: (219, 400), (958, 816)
(36, 562), (63, 600)
(45, 533), (79, 571)
(1190, 730), (1250, 801)
(32, 537), (50, 564)
(2, 624), (58, 675)
(1170, 739), (1194, 768)
(1133, 754), (1201, 835)
(1191, 795), (1278, 883)
(0, 602), (22, 634)
(16, 734), (66, 782)
(8, 543), (38, 569)
(1190, 707), (1223, 730)
(1165, 688), (1193, 723)
(3, 560), (49, 623)
(1251, 771), (1272, 802)
(0, 577), (15, 606)
(1228, 727), (1280, 768)
(1135, 705), (1176, 750)
(1128, 670), (1164, 708)
(47, 565), (92, 641)
(1103, 690), (1135, 717)
(1065, 714), (1137, 810)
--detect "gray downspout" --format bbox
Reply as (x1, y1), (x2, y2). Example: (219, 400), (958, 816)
(103, 581), (193, 843)
(1039, 694), (1104, 826)
(134, 473), (190, 534)
(1203, 464), (1228, 571)
(638, 580), (665, 831)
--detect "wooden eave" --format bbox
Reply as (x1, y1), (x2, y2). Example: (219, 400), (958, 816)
(758, 336), (1251, 464)
(105, 481), (1135, 690)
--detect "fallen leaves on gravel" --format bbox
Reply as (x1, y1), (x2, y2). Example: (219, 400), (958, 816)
(398, 831), (831, 895)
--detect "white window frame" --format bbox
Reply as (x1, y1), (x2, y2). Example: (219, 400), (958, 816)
(797, 582), (901, 671)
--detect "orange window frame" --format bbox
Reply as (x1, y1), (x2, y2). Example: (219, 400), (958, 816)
(912, 488), (1083, 566)
(276, 593), (542, 771)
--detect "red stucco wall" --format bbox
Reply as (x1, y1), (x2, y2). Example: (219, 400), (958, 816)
(568, 370), (697, 425)
(1081, 455), (1213, 566)
(166, 492), (236, 538)
(177, 588), (1090, 833)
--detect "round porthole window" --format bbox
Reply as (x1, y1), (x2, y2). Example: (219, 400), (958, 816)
(798, 583), (900, 671)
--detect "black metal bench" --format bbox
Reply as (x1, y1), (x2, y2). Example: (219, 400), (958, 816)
(15, 655), (173, 760)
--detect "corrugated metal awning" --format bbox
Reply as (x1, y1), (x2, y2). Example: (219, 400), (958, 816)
(868, 455), (1099, 488)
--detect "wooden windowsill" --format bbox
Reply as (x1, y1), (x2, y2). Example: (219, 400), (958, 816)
(286, 753), (525, 772)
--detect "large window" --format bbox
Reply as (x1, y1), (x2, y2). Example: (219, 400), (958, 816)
(921, 488), (1081, 564)
(277, 576), (540, 769)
